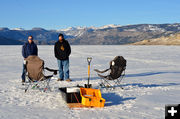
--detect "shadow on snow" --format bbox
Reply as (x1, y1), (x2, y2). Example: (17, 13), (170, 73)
(71, 71), (180, 81)
(102, 93), (136, 107)
(125, 71), (180, 78)
(121, 82), (180, 88)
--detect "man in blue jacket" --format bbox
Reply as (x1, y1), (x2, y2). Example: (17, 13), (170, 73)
(21, 35), (38, 83)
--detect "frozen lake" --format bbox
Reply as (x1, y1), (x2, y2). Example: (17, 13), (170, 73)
(0, 45), (180, 119)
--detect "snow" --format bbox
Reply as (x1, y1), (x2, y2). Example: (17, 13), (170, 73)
(140, 25), (165, 32)
(58, 24), (121, 32)
(58, 26), (86, 32)
(58, 27), (78, 32)
(57, 27), (86, 37)
(0, 45), (180, 119)
(124, 29), (137, 32)
(96, 24), (121, 29)
(11, 28), (24, 31)
(148, 25), (165, 32)
(56, 24), (122, 37)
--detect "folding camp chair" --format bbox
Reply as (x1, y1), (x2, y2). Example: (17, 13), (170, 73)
(94, 56), (127, 89)
(24, 55), (58, 92)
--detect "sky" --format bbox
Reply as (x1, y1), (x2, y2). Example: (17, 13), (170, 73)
(0, 0), (180, 30)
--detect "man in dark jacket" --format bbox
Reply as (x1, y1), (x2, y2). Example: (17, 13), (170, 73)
(21, 35), (38, 83)
(54, 33), (71, 82)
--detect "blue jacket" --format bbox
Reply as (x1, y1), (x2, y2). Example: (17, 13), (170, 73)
(22, 41), (38, 58)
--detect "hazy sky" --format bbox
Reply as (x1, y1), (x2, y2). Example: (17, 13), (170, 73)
(0, 0), (180, 30)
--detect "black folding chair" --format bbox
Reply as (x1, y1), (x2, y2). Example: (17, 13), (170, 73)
(94, 56), (127, 89)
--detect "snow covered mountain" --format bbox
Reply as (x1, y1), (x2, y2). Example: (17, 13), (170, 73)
(66, 23), (180, 45)
(0, 23), (180, 45)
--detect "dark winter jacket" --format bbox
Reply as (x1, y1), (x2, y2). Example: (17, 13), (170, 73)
(22, 41), (38, 58)
(54, 40), (71, 60)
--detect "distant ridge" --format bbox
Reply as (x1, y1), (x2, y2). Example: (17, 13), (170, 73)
(0, 36), (23, 45)
(131, 32), (180, 45)
(0, 23), (180, 45)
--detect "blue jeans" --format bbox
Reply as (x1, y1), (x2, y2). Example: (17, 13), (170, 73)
(57, 59), (69, 80)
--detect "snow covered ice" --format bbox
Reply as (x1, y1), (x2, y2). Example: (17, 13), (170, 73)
(0, 45), (180, 119)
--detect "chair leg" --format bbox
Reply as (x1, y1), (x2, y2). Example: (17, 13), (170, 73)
(25, 81), (32, 93)
(99, 78), (106, 88)
(43, 79), (51, 92)
(24, 75), (32, 92)
(25, 84), (29, 92)
(24, 76), (52, 92)
(100, 78), (115, 89)
(100, 76), (124, 89)
(113, 76), (124, 89)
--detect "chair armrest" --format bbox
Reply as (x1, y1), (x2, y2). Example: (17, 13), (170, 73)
(94, 68), (110, 73)
(44, 67), (58, 75)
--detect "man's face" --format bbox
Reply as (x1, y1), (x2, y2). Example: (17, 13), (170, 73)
(28, 36), (33, 44)
(59, 36), (63, 42)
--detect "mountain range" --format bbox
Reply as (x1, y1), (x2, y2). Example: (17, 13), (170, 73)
(0, 23), (180, 45)
(131, 32), (180, 45)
